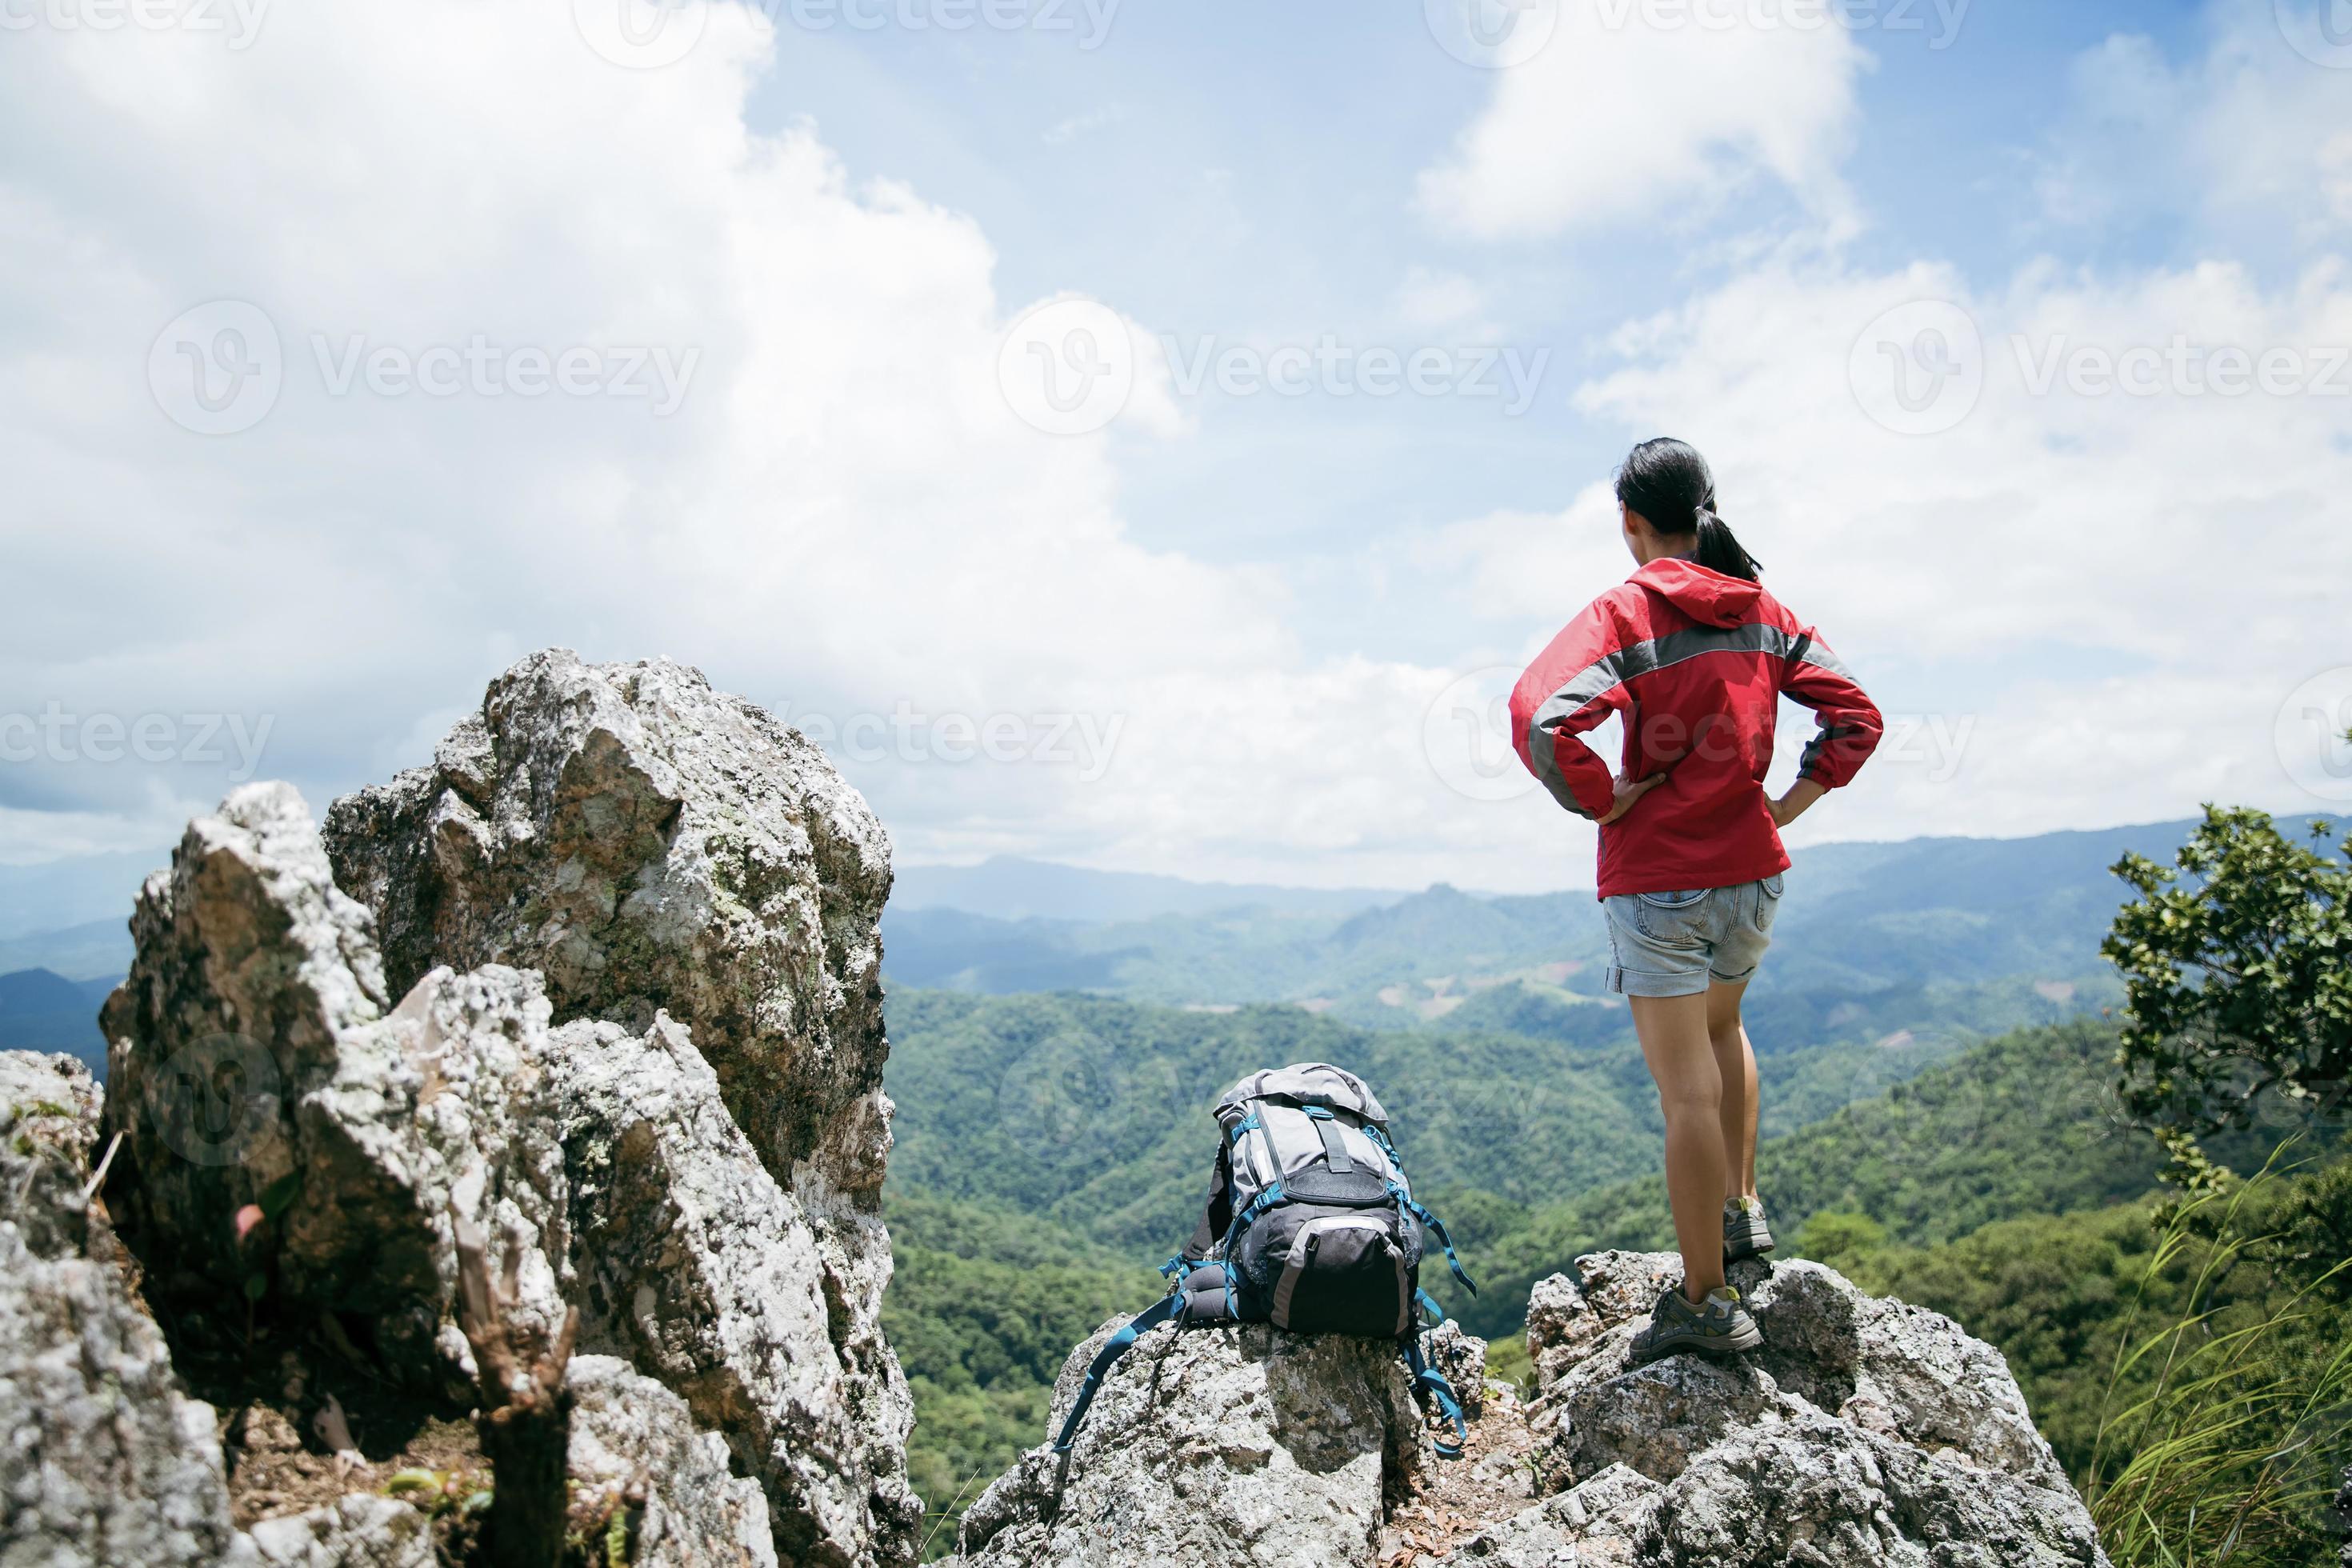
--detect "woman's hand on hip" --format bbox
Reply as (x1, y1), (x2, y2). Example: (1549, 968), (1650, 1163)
(1599, 770), (1665, 827)
(1767, 779), (1827, 830)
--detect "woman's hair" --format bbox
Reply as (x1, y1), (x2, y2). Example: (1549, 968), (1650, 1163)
(1614, 437), (1761, 581)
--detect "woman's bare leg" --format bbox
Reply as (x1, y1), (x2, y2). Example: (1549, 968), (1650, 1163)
(1629, 991), (1727, 1304)
(1706, 980), (1759, 1202)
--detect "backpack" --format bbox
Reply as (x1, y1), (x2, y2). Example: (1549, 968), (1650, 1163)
(1051, 1062), (1478, 1462)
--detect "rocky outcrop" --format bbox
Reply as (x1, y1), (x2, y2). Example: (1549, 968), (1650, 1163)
(0, 1052), (254, 1567)
(322, 650), (897, 1198)
(551, 1014), (917, 1566)
(1472, 1250), (2108, 1567)
(98, 782), (571, 1378)
(948, 1250), (2109, 1568)
(245, 1496), (436, 1568)
(566, 1354), (778, 1568)
(319, 651), (918, 1565)
(31, 651), (918, 1567)
(951, 1319), (1435, 1567)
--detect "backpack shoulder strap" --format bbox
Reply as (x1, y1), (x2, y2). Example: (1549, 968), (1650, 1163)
(1052, 1294), (1180, 1456)
(1402, 1331), (1469, 1461)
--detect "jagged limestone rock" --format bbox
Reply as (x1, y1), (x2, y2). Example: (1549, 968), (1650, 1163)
(1423, 1318), (1490, 1421)
(550, 1014), (918, 1568)
(949, 1250), (2108, 1568)
(0, 1052), (104, 1261)
(96, 756), (917, 1567)
(566, 1354), (779, 1568)
(1533, 1252), (2067, 1490)
(244, 1495), (434, 1567)
(0, 1051), (254, 1567)
(1507, 1251), (2108, 1568)
(97, 784), (571, 1376)
(950, 1319), (1434, 1568)
(1445, 1464), (1659, 1567)
(322, 651), (918, 1566)
(322, 650), (897, 1196)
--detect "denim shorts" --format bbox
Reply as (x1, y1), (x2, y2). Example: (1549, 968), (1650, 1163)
(1602, 875), (1784, 998)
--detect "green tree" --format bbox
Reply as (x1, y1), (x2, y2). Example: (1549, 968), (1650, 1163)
(2104, 807), (2351, 1142)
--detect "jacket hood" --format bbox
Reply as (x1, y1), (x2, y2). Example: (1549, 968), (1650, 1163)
(1633, 558), (1763, 627)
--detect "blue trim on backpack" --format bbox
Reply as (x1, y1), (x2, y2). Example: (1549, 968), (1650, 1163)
(1218, 1179), (1285, 1318)
(1052, 1294), (1180, 1455)
(1415, 1287), (1446, 1328)
(1388, 1182), (1478, 1298)
(1402, 1333), (1469, 1460)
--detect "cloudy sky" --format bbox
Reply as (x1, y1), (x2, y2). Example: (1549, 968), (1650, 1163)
(2, 0), (2349, 905)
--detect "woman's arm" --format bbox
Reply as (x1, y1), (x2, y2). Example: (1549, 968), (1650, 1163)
(1767, 778), (1826, 829)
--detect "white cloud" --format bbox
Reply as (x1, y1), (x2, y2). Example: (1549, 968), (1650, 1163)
(1436, 250), (2352, 858)
(2036, 2), (2352, 253)
(1416, 2), (1867, 242)
(3, 0), (2347, 907)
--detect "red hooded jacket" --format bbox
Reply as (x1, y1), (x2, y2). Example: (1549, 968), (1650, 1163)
(1510, 559), (1882, 898)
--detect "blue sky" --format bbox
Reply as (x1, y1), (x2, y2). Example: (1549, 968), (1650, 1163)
(2, 0), (2349, 906)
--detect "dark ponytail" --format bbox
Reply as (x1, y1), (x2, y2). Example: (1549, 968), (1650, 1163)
(1614, 437), (1761, 582)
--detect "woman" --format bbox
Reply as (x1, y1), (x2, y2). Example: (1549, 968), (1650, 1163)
(1509, 438), (1882, 1361)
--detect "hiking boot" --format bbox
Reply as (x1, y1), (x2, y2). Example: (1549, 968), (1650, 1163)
(1724, 1195), (1774, 1262)
(1630, 1286), (1762, 1363)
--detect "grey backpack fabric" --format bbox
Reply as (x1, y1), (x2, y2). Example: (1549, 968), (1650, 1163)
(1051, 1061), (1476, 1461)
(1182, 1062), (1427, 1336)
